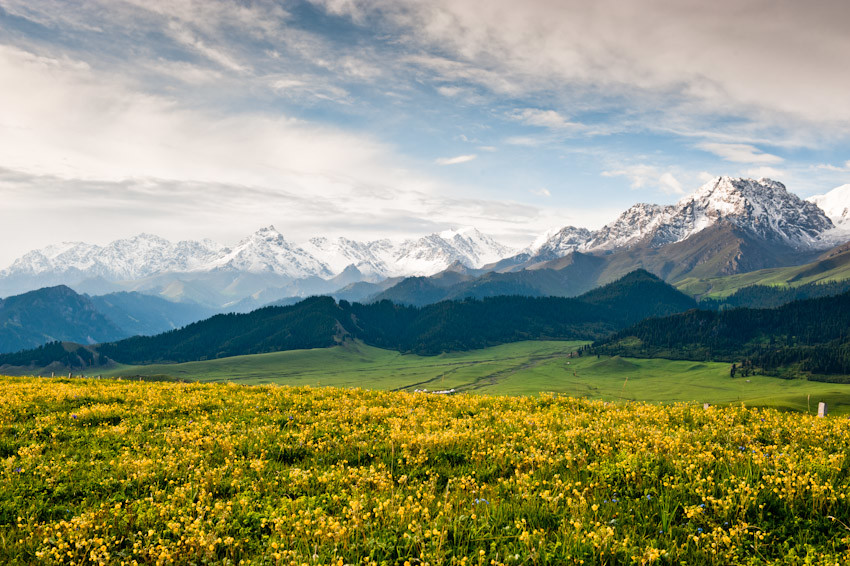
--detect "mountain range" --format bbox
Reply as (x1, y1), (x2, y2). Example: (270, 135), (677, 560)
(0, 270), (697, 370)
(2, 176), (850, 309)
(0, 226), (515, 306)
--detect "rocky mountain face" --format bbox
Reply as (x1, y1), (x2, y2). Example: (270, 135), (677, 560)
(371, 177), (849, 307)
(528, 177), (836, 261)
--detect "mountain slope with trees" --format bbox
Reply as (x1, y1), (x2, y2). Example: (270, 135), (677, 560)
(0, 270), (696, 369)
(594, 291), (850, 378)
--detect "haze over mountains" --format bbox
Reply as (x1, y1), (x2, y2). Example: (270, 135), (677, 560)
(2, 176), (850, 310)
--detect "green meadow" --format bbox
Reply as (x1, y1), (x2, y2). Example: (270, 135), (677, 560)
(98, 340), (850, 414)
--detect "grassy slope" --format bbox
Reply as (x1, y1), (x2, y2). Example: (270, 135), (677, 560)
(676, 247), (850, 298)
(100, 340), (850, 414)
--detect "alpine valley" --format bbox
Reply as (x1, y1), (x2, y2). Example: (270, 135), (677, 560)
(3, 176), (850, 310)
(4, 175), (850, 359)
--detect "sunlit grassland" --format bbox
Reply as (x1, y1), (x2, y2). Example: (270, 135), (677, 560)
(100, 340), (850, 415)
(1, 377), (849, 565)
(675, 256), (850, 298)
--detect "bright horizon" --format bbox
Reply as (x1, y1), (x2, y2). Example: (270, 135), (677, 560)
(1, 1), (849, 267)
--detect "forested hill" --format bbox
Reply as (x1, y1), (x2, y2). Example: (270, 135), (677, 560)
(698, 279), (850, 310)
(0, 270), (696, 368)
(595, 290), (850, 376)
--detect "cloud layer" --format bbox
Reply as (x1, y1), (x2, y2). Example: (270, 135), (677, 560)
(0, 0), (848, 267)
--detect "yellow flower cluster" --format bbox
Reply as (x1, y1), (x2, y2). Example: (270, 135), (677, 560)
(1, 376), (849, 565)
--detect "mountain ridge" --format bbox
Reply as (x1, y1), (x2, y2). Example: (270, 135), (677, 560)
(0, 270), (697, 368)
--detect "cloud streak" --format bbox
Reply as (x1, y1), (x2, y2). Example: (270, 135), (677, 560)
(697, 143), (784, 164)
(435, 154), (477, 166)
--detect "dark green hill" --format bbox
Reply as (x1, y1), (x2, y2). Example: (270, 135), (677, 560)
(0, 286), (126, 354)
(578, 269), (696, 320)
(370, 251), (607, 305)
(0, 270), (697, 368)
(98, 296), (355, 364)
(699, 279), (850, 310)
(595, 290), (850, 377)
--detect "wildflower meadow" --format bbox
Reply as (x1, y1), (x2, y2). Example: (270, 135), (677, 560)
(1, 375), (849, 565)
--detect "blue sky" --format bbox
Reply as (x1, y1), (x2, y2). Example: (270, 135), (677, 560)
(0, 0), (848, 265)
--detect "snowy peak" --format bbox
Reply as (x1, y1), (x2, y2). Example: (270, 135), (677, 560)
(1, 235), (222, 280)
(530, 176), (837, 262)
(586, 203), (670, 250)
(389, 227), (516, 276)
(808, 184), (850, 229)
(208, 226), (332, 278)
(299, 227), (516, 278)
(672, 176), (833, 247)
(528, 226), (593, 260)
(1, 225), (517, 286)
(436, 227), (516, 268)
(300, 236), (391, 279)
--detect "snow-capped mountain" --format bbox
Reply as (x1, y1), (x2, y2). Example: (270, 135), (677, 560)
(205, 226), (333, 278)
(655, 177), (833, 248)
(526, 226), (594, 259)
(300, 237), (392, 279)
(438, 227), (517, 268)
(0, 225), (517, 297)
(388, 228), (516, 277)
(301, 227), (516, 278)
(808, 184), (850, 230)
(2, 234), (224, 280)
(530, 177), (836, 259)
(584, 203), (668, 251)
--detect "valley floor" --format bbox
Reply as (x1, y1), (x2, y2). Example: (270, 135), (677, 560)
(101, 340), (850, 415)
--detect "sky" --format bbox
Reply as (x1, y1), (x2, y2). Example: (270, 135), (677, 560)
(0, 0), (849, 266)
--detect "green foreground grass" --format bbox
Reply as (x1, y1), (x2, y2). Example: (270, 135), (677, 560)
(98, 340), (850, 415)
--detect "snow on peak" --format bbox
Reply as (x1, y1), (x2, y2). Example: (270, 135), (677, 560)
(808, 184), (850, 228)
(208, 227), (331, 277)
(1, 234), (223, 280)
(673, 176), (833, 247)
(528, 226), (594, 259)
(438, 226), (478, 240)
(529, 176), (837, 261)
(299, 228), (516, 278)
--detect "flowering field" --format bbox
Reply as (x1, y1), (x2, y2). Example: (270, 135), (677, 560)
(1, 376), (849, 565)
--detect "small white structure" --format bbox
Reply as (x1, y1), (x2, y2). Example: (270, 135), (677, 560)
(818, 402), (828, 418)
(703, 403), (710, 410)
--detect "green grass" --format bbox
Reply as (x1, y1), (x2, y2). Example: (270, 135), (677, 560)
(676, 249), (850, 298)
(97, 340), (850, 414)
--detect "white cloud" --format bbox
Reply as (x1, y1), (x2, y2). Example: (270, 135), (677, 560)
(435, 154), (477, 165)
(0, 44), (564, 265)
(602, 166), (684, 194)
(697, 143), (784, 164)
(815, 161), (850, 172)
(658, 172), (684, 195)
(503, 136), (545, 147)
(530, 187), (551, 197)
(602, 165), (658, 189)
(166, 21), (248, 73)
(320, 0), (850, 140)
(509, 108), (583, 131)
(743, 166), (786, 180)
